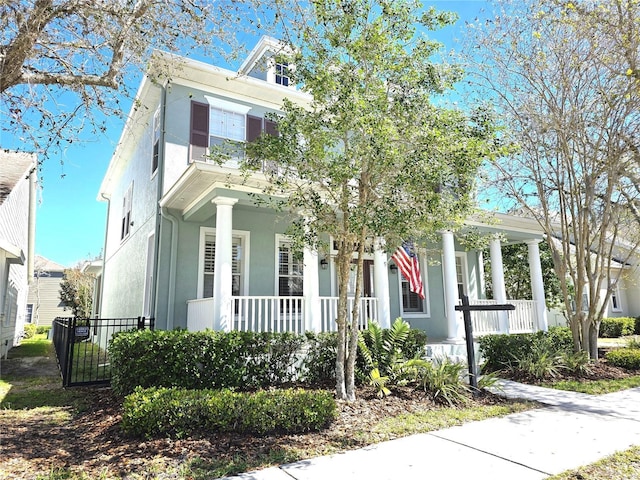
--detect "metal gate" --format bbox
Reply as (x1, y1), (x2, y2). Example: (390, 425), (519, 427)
(52, 316), (154, 387)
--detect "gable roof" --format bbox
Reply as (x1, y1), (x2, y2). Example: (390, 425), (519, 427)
(34, 255), (67, 273)
(238, 35), (291, 76)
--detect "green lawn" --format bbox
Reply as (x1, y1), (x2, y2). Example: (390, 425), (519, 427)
(543, 376), (640, 395)
(548, 445), (640, 480)
(7, 333), (53, 358)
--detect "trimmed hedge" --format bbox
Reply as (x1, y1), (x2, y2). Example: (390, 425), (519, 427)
(635, 316), (640, 335)
(302, 332), (338, 385)
(605, 348), (640, 370)
(36, 325), (52, 335)
(109, 329), (305, 396)
(479, 327), (573, 372)
(599, 317), (636, 338)
(121, 386), (337, 438)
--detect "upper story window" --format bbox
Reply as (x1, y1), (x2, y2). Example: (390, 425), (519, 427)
(275, 61), (290, 86)
(152, 107), (160, 175)
(190, 99), (278, 163)
(121, 182), (133, 241)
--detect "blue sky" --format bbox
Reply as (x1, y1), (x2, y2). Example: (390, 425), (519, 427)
(31, 0), (490, 267)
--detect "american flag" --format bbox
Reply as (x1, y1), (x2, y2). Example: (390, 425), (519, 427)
(391, 242), (425, 300)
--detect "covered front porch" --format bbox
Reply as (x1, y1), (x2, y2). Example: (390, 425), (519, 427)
(159, 164), (549, 342)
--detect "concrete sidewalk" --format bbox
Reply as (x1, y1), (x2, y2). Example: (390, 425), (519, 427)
(219, 381), (640, 480)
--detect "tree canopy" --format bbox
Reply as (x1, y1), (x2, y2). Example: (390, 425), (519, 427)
(246, 0), (506, 400)
(467, 0), (640, 358)
(0, 0), (273, 156)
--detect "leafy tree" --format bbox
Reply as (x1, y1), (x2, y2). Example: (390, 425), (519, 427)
(245, 0), (506, 400)
(1, 0), (275, 156)
(467, 0), (640, 358)
(483, 241), (563, 309)
(59, 267), (94, 318)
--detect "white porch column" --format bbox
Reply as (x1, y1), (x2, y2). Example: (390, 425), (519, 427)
(373, 237), (391, 328)
(489, 236), (509, 333)
(442, 231), (461, 342)
(526, 240), (548, 332)
(212, 196), (238, 332)
(303, 246), (321, 332)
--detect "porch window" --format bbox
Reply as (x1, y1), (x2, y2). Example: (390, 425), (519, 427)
(202, 234), (244, 298)
(278, 239), (303, 296)
(400, 267), (428, 315)
(120, 182), (133, 241)
(455, 254), (467, 299)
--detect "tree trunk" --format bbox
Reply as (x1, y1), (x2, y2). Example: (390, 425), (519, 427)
(335, 241), (351, 400)
(588, 321), (600, 362)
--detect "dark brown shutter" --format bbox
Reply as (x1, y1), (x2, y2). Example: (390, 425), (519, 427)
(246, 115), (263, 142)
(190, 101), (209, 162)
(265, 119), (278, 136)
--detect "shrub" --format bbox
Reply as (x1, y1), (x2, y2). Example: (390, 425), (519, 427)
(109, 329), (305, 396)
(635, 316), (640, 335)
(121, 386), (336, 438)
(561, 350), (592, 376)
(22, 323), (37, 339)
(479, 327), (573, 373)
(301, 332), (338, 385)
(512, 344), (563, 380)
(406, 358), (469, 406)
(36, 325), (52, 335)
(357, 318), (427, 385)
(605, 348), (640, 370)
(599, 317), (636, 338)
(627, 336), (640, 349)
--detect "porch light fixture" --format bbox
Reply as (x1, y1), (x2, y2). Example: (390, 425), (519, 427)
(320, 258), (328, 270)
(390, 263), (398, 273)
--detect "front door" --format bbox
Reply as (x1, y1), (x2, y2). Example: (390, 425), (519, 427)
(346, 260), (374, 297)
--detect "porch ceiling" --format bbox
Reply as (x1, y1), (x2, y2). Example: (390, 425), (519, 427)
(465, 212), (545, 244)
(159, 161), (280, 222)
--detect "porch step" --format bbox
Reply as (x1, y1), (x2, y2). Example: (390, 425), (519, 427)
(424, 341), (483, 365)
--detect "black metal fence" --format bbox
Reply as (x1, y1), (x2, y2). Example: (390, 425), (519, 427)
(52, 316), (154, 387)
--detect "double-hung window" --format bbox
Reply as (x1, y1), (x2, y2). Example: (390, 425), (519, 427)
(190, 98), (251, 163)
(399, 259), (428, 316)
(277, 238), (303, 297)
(200, 230), (246, 299)
(275, 61), (290, 86)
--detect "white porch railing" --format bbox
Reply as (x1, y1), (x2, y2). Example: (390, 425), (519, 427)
(186, 296), (378, 334)
(468, 299), (538, 336)
(234, 296), (304, 333)
(319, 296), (377, 332)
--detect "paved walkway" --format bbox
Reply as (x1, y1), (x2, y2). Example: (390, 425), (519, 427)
(219, 380), (640, 480)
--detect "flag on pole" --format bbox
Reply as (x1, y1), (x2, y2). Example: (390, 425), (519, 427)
(391, 242), (425, 299)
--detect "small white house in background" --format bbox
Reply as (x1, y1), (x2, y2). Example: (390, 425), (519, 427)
(0, 151), (37, 358)
(26, 255), (68, 327)
(97, 36), (550, 346)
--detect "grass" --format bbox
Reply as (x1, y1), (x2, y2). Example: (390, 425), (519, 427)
(372, 402), (536, 439)
(543, 376), (640, 395)
(7, 333), (53, 358)
(548, 445), (640, 480)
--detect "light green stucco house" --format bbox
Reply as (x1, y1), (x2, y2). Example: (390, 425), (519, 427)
(97, 37), (549, 348)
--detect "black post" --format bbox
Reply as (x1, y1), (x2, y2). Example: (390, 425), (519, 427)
(137, 316), (144, 330)
(460, 295), (479, 391)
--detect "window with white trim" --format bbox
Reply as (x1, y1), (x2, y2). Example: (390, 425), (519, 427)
(455, 254), (468, 300)
(277, 238), (303, 296)
(275, 61), (290, 86)
(120, 182), (133, 241)
(611, 283), (623, 312)
(201, 233), (245, 298)
(399, 258), (429, 316)
(152, 107), (160, 174)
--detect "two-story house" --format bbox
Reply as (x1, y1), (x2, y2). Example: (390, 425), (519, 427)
(0, 151), (37, 358)
(97, 36), (550, 349)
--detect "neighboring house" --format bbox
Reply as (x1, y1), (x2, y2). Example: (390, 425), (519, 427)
(82, 259), (103, 318)
(0, 151), (37, 358)
(97, 36), (549, 347)
(26, 255), (68, 326)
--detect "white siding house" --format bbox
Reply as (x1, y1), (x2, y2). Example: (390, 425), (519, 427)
(0, 151), (37, 358)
